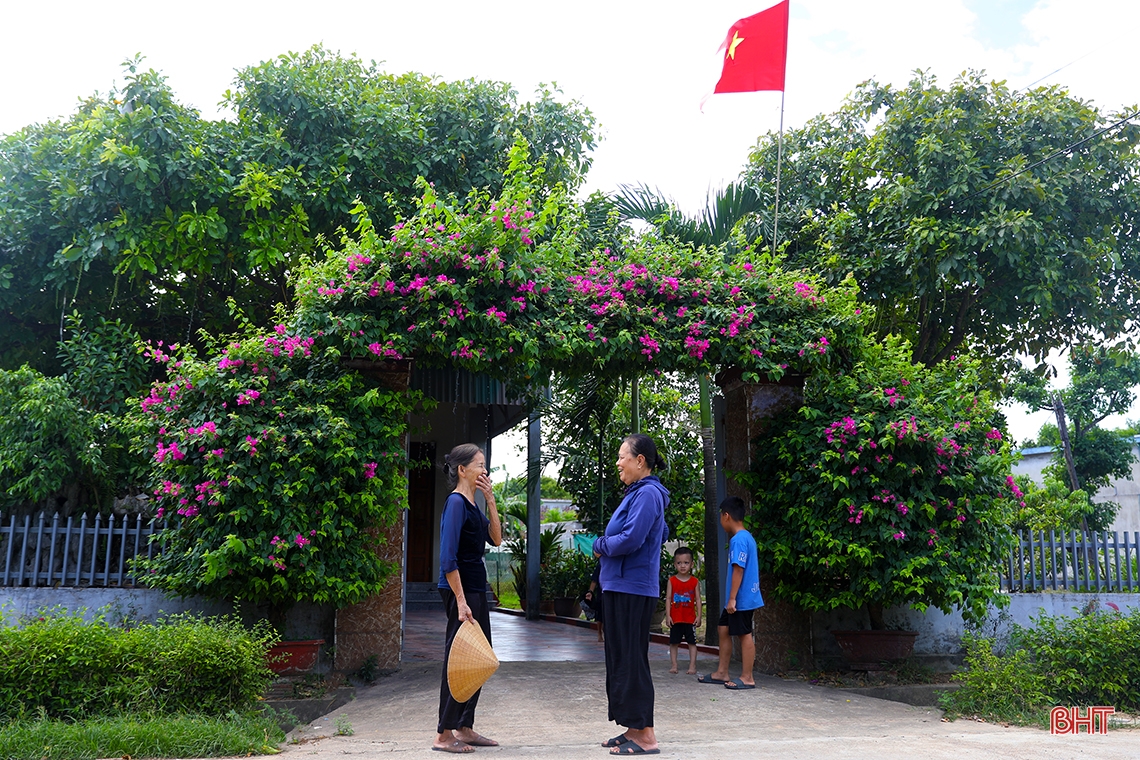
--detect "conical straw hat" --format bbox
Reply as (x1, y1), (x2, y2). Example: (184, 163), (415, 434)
(448, 619), (499, 702)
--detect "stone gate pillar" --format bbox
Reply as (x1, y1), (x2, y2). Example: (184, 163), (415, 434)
(335, 360), (412, 675)
(717, 368), (813, 673)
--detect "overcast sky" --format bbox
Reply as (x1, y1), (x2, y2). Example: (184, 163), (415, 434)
(3, 0), (1138, 473)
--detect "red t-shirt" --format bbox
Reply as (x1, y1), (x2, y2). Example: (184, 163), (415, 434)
(668, 575), (699, 624)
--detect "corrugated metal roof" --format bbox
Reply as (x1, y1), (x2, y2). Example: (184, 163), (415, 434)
(410, 367), (525, 406)
(1018, 446), (1056, 456)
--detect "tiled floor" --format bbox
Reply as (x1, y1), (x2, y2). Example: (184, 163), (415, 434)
(402, 609), (675, 663)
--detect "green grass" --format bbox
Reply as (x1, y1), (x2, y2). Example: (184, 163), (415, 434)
(0, 712), (284, 760)
(496, 588), (521, 609)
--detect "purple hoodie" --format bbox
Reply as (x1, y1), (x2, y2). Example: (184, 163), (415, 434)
(592, 475), (670, 597)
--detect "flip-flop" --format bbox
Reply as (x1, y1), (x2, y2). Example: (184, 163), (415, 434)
(696, 673), (726, 685)
(462, 733), (499, 746)
(602, 734), (631, 747)
(432, 740), (475, 753)
(724, 677), (756, 690)
(610, 741), (660, 755)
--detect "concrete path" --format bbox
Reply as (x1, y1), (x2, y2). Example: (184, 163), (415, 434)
(278, 611), (1137, 759)
(402, 609), (674, 663)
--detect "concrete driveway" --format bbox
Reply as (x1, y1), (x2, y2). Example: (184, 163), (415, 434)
(280, 657), (1136, 759)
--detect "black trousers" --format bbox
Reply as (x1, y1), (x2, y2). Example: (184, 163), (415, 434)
(602, 591), (657, 729)
(438, 587), (492, 734)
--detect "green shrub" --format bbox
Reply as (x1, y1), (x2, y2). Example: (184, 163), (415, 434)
(942, 607), (1140, 722)
(940, 633), (1049, 723)
(1014, 608), (1140, 713)
(0, 610), (276, 720)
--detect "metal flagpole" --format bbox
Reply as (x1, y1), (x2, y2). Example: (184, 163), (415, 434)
(772, 88), (785, 252)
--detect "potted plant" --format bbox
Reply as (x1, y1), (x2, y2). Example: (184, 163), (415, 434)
(742, 338), (1020, 669)
(131, 328), (413, 672)
(506, 524), (565, 613)
(549, 548), (593, 618)
(542, 547), (577, 618)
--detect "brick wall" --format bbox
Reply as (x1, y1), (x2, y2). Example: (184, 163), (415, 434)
(334, 514), (406, 674)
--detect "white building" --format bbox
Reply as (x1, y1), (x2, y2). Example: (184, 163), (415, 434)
(1011, 438), (1140, 534)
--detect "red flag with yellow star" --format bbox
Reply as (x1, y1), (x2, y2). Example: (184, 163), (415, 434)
(714, 1), (789, 93)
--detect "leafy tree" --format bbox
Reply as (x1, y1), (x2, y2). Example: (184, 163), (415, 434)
(0, 367), (104, 514)
(490, 467), (528, 538)
(542, 373), (620, 534)
(740, 336), (1018, 628)
(540, 475), (572, 501)
(58, 313), (155, 501)
(545, 372), (703, 546)
(612, 182), (764, 254)
(0, 46), (597, 373)
(746, 71), (1140, 367)
(1013, 345), (1140, 529)
(0, 317), (156, 515)
(58, 313), (153, 415)
(1009, 474), (1094, 533)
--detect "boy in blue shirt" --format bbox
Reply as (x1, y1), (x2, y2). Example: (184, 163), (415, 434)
(697, 496), (763, 690)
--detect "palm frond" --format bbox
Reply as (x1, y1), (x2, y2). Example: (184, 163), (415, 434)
(611, 184), (705, 246)
(612, 181), (765, 251)
(700, 182), (765, 247)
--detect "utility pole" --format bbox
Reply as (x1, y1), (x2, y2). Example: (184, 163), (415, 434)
(1052, 392), (1090, 535)
(699, 374), (720, 645)
(630, 376), (641, 433)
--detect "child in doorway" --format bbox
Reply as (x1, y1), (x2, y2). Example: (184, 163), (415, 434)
(665, 546), (702, 674)
(697, 496), (763, 690)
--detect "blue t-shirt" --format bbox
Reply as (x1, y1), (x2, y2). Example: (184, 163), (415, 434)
(725, 529), (763, 611)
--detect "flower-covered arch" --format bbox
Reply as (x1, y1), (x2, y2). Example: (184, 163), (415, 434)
(292, 141), (866, 387)
(131, 141), (886, 632)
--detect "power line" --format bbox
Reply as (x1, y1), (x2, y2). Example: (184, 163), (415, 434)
(1019, 51), (1094, 91)
(959, 109), (1139, 204)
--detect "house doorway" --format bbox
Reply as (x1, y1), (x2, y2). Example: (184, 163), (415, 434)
(406, 441), (436, 583)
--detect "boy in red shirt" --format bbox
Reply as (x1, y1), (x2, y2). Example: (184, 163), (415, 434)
(665, 546), (702, 674)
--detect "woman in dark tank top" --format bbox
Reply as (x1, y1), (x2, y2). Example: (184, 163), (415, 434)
(434, 443), (502, 753)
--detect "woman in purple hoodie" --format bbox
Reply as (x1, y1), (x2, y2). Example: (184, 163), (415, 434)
(593, 433), (670, 755)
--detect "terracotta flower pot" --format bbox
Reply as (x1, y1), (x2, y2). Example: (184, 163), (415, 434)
(267, 639), (325, 675)
(831, 630), (917, 671)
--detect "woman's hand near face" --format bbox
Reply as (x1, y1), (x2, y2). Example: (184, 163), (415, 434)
(479, 473), (503, 546)
(476, 473), (494, 503)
